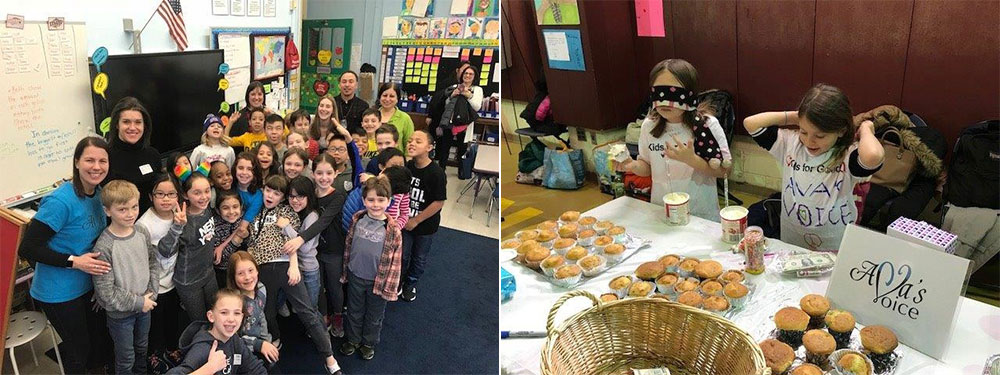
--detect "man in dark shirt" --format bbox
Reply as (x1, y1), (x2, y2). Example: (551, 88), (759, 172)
(335, 71), (370, 135)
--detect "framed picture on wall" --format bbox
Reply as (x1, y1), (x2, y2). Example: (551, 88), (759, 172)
(251, 34), (287, 79)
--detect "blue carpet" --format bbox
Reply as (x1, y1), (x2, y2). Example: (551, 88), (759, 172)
(275, 227), (499, 374)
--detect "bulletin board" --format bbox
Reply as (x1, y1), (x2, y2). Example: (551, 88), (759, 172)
(299, 19), (353, 112)
(379, 39), (499, 101)
(210, 27), (292, 113)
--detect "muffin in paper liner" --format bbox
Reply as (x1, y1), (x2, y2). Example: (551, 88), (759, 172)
(608, 274), (634, 299)
(655, 272), (680, 295)
(828, 349), (875, 375)
(626, 281), (655, 298)
(551, 266), (582, 288)
(577, 255), (608, 277)
(514, 229), (539, 242)
(602, 243), (626, 264)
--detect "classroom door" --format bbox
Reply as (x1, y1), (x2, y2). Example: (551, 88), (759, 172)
(300, 19), (353, 112)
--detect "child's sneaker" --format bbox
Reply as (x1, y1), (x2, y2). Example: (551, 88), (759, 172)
(329, 313), (345, 337)
(339, 341), (357, 356)
(359, 345), (375, 360)
(401, 284), (416, 302)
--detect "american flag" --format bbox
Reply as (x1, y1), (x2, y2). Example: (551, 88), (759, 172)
(157, 0), (187, 51)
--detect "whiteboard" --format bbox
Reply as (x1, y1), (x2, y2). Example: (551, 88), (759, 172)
(0, 22), (94, 204)
(218, 32), (252, 104)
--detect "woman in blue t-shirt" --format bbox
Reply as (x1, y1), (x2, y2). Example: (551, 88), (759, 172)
(18, 137), (113, 373)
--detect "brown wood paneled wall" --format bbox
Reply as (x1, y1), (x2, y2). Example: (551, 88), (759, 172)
(503, 0), (1000, 147)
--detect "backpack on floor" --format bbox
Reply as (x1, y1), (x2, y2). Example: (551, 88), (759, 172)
(946, 120), (999, 209)
(459, 142), (477, 180)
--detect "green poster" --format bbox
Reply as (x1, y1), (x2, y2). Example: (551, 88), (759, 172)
(300, 19), (353, 112)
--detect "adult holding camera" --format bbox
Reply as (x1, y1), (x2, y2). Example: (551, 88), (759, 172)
(428, 62), (483, 170)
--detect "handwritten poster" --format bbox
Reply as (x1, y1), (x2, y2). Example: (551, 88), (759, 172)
(212, 0), (229, 15)
(542, 29), (584, 71)
(231, 0), (246, 16)
(247, 0), (262, 16)
(533, 0), (580, 25)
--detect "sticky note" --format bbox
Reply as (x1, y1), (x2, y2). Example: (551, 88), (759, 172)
(483, 56), (492, 63)
(483, 64), (491, 72)
(473, 48), (483, 56)
(421, 77), (428, 84)
(429, 84), (436, 91)
(433, 56), (441, 64)
(485, 49), (494, 57)
(417, 47), (426, 55)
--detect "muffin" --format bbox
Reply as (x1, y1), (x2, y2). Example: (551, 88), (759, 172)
(695, 260), (724, 279)
(601, 243), (626, 263)
(824, 309), (856, 349)
(800, 294), (831, 328)
(552, 238), (576, 254)
(501, 239), (521, 250)
(565, 246), (589, 261)
(599, 293), (618, 302)
(524, 247), (551, 270)
(674, 277), (700, 294)
(657, 254), (682, 272)
(577, 254), (607, 276)
(607, 226), (627, 243)
(576, 229), (597, 247)
(723, 282), (750, 309)
(557, 223), (579, 239)
(655, 272), (679, 294)
(860, 325), (898, 373)
(802, 329), (836, 367)
(559, 210), (581, 223)
(759, 339), (796, 374)
(700, 279), (724, 296)
(790, 364), (823, 375)
(703, 295), (730, 315)
(515, 229), (539, 241)
(774, 307), (810, 347)
(836, 352), (872, 375)
(592, 235), (614, 253)
(719, 269), (745, 284)
(536, 229), (558, 246)
(676, 291), (703, 308)
(578, 216), (597, 229)
(540, 255), (565, 276)
(609, 276), (633, 298)
(515, 240), (539, 262)
(627, 281), (654, 298)
(535, 220), (558, 231)
(678, 257), (700, 278)
(593, 220), (614, 234)
(634, 261), (664, 281)
(552, 264), (582, 287)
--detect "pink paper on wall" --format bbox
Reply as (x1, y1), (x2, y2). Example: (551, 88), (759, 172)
(635, 0), (665, 37)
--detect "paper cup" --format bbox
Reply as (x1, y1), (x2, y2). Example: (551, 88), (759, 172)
(720, 206), (749, 243)
(663, 192), (691, 226)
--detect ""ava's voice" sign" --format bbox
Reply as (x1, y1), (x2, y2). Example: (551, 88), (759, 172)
(826, 225), (969, 359)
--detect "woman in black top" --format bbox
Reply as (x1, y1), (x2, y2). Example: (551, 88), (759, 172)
(105, 97), (162, 213)
(228, 81), (268, 138)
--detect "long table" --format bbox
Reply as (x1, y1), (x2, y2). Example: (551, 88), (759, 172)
(500, 197), (999, 375)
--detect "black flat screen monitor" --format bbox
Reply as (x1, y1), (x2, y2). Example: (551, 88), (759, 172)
(90, 50), (225, 155)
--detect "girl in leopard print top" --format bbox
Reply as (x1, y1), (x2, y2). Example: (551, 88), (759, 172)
(247, 175), (340, 370)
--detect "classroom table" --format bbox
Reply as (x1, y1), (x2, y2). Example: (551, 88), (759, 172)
(500, 197), (1000, 375)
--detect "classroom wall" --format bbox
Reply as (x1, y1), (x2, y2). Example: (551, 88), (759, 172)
(503, 0), (1000, 151)
(305, 0), (457, 80)
(5, 0), (301, 55)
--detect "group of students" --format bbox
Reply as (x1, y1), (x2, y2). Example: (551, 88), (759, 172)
(18, 72), (450, 375)
(625, 58), (886, 252)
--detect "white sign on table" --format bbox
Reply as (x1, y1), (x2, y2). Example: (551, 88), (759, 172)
(826, 225), (969, 360)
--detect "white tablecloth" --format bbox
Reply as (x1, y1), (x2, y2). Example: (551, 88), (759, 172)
(500, 197), (1000, 375)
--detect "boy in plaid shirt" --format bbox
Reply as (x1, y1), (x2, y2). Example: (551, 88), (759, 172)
(338, 176), (403, 361)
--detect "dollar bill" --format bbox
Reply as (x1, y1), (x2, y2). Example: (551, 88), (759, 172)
(781, 252), (836, 273)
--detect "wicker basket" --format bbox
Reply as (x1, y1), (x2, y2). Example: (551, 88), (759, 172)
(541, 290), (769, 375)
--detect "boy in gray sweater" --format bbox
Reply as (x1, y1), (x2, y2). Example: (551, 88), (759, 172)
(93, 180), (161, 375)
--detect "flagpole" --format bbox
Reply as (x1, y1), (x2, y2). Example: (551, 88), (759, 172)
(128, 2), (161, 50)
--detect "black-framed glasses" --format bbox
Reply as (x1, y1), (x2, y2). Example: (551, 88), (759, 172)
(153, 192), (178, 199)
(288, 195), (307, 201)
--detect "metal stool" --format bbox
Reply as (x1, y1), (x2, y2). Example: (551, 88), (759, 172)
(5, 311), (64, 375)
